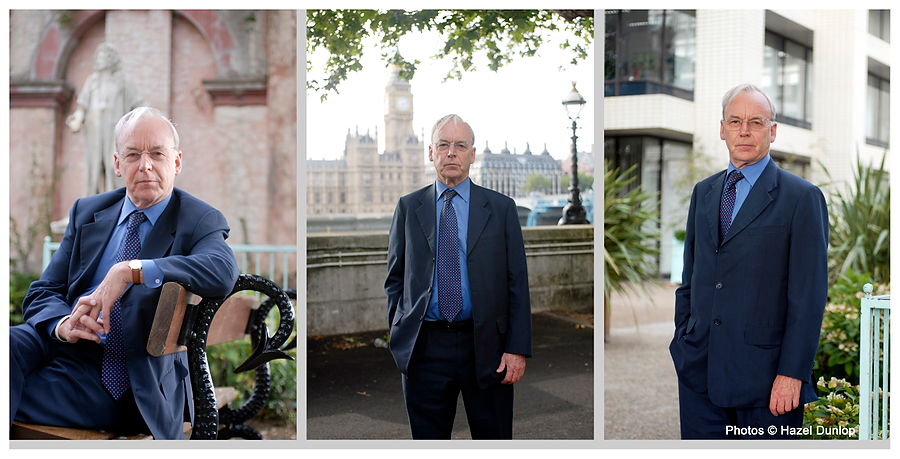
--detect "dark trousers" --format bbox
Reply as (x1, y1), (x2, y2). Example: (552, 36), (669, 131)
(9, 323), (150, 435)
(677, 380), (804, 439)
(401, 324), (514, 439)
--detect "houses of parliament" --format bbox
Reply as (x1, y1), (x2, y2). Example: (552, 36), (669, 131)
(306, 64), (564, 230)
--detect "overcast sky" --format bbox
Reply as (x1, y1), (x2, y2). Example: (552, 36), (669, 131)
(305, 18), (595, 164)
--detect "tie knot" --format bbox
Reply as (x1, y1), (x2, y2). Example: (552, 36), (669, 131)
(726, 170), (744, 187)
(128, 211), (148, 228)
(443, 188), (457, 202)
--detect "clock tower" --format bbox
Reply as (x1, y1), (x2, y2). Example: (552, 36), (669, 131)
(384, 62), (416, 155)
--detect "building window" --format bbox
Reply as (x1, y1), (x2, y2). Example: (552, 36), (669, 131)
(869, 10), (890, 43)
(327, 192), (333, 204)
(339, 174), (346, 186)
(362, 172), (371, 186)
(326, 173), (334, 186)
(340, 192), (346, 204)
(867, 73), (890, 147)
(314, 192), (321, 204)
(313, 173), (322, 186)
(605, 10), (696, 100)
(363, 191), (372, 203)
(762, 31), (813, 129)
(411, 172), (418, 186)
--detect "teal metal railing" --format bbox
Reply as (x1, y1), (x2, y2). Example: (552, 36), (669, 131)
(42, 236), (296, 290)
(859, 283), (890, 440)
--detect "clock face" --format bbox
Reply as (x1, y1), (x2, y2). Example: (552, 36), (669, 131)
(395, 96), (410, 112)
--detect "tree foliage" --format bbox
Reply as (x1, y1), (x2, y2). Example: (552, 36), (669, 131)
(522, 173), (552, 194)
(306, 10), (593, 99)
(561, 172), (594, 192)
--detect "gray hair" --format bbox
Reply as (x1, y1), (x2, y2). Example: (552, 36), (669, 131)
(114, 107), (180, 152)
(430, 114), (475, 147)
(721, 83), (777, 121)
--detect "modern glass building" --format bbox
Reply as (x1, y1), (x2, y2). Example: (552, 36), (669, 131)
(604, 9), (890, 277)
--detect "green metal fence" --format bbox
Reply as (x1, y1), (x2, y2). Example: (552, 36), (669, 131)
(859, 283), (890, 440)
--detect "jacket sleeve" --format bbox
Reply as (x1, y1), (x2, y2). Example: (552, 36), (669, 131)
(777, 185), (829, 381)
(385, 198), (407, 327)
(152, 208), (239, 300)
(673, 184), (699, 332)
(22, 199), (82, 336)
(502, 198), (532, 357)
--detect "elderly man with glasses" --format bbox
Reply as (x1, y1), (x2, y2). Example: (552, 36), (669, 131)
(669, 84), (828, 439)
(10, 107), (238, 439)
(385, 114), (532, 439)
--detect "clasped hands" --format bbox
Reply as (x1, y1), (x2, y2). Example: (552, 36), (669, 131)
(58, 261), (132, 344)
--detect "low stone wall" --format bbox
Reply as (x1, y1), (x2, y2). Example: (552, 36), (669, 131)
(307, 225), (593, 336)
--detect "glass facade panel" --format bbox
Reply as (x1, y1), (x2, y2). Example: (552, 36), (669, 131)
(866, 74), (890, 146)
(605, 10), (695, 100)
(869, 10), (890, 43)
(763, 31), (812, 128)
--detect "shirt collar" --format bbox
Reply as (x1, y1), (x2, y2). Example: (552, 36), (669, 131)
(727, 153), (771, 187)
(435, 177), (471, 204)
(118, 193), (172, 226)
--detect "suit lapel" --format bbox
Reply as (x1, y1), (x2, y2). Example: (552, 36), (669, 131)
(72, 199), (124, 295)
(415, 184), (437, 257)
(722, 160), (777, 245)
(467, 184), (490, 256)
(703, 171), (726, 246)
(140, 193), (179, 259)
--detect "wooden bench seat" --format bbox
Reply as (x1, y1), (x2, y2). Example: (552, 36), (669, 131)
(10, 274), (295, 440)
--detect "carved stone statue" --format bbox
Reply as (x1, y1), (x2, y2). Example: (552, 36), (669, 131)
(66, 43), (144, 195)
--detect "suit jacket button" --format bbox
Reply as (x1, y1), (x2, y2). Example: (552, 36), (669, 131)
(714, 319), (721, 326)
(715, 282), (723, 289)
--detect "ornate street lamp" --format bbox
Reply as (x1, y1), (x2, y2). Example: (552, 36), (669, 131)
(558, 82), (589, 225)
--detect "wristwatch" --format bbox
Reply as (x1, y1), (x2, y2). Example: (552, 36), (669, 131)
(129, 259), (143, 284)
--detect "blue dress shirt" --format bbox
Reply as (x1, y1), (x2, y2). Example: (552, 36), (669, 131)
(426, 178), (473, 322)
(724, 154), (771, 226)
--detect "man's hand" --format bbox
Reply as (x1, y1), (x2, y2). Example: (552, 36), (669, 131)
(57, 315), (100, 344)
(497, 353), (526, 384)
(769, 374), (802, 416)
(68, 261), (132, 338)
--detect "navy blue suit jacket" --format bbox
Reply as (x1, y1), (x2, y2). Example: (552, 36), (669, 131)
(385, 182), (532, 389)
(22, 187), (239, 439)
(669, 160), (828, 408)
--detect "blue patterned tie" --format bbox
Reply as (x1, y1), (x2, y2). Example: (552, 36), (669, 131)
(102, 211), (147, 399)
(437, 189), (463, 322)
(719, 170), (744, 243)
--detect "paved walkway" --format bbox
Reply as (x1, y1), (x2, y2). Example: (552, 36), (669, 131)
(604, 281), (681, 440)
(307, 311), (594, 440)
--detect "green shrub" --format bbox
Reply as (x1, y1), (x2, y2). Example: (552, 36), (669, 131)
(826, 151), (889, 285)
(603, 159), (660, 337)
(9, 272), (38, 326)
(802, 377), (859, 439)
(208, 340), (297, 422)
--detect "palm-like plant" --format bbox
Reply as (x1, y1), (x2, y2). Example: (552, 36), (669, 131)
(827, 151), (890, 285)
(604, 159), (661, 339)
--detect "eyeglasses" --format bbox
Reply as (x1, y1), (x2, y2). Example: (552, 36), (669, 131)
(118, 148), (172, 165)
(723, 118), (771, 132)
(434, 141), (471, 153)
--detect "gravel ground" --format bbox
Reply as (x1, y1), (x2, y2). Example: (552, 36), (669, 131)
(604, 282), (681, 440)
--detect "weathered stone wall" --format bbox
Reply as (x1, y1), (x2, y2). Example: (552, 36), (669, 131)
(307, 225), (594, 336)
(8, 10), (296, 275)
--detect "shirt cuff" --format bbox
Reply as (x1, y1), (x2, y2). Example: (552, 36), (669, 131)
(141, 260), (164, 288)
(53, 315), (71, 342)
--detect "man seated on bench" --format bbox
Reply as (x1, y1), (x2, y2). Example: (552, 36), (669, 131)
(9, 107), (239, 439)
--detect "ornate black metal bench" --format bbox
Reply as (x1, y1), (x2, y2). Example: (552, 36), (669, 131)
(11, 273), (295, 440)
